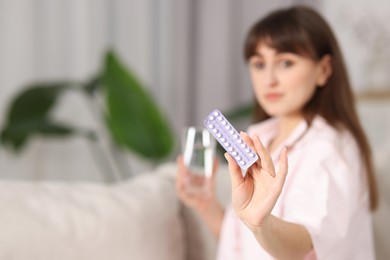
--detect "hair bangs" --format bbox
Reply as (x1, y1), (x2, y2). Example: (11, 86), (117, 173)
(244, 12), (316, 61)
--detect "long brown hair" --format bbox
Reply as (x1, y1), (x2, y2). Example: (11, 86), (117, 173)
(244, 5), (378, 210)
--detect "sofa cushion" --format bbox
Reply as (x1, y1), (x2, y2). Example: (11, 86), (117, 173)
(0, 163), (184, 260)
(181, 164), (232, 260)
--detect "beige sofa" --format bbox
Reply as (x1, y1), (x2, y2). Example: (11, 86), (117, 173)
(0, 161), (388, 260)
(0, 163), (230, 260)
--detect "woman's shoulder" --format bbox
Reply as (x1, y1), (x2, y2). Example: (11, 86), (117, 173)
(308, 116), (340, 140)
(300, 116), (361, 166)
(304, 116), (353, 145)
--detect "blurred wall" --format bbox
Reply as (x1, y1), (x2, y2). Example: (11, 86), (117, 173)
(0, 0), (152, 181)
(0, 0), (300, 180)
(0, 1), (108, 181)
(0, 0), (389, 181)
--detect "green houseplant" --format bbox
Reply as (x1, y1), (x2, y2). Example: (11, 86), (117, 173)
(0, 50), (175, 181)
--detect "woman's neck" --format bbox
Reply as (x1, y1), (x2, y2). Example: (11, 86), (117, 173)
(268, 115), (304, 153)
(278, 115), (304, 138)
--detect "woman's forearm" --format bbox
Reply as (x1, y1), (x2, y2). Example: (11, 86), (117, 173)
(197, 200), (225, 238)
(251, 215), (313, 260)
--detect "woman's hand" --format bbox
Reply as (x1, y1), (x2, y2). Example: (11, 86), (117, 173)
(225, 132), (288, 230)
(175, 156), (219, 213)
(176, 156), (224, 237)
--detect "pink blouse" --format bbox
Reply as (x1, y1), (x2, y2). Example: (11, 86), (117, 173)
(216, 116), (375, 260)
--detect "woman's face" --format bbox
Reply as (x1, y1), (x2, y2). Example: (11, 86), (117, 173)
(248, 44), (328, 118)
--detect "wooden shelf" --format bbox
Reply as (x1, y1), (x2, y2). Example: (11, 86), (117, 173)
(355, 90), (390, 101)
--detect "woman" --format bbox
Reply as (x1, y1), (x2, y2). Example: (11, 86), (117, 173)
(176, 5), (378, 259)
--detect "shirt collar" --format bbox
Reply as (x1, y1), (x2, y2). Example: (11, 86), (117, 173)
(249, 117), (309, 159)
(282, 118), (309, 150)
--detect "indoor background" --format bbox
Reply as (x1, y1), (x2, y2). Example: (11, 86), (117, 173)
(0, 0), (389, 259)
(0, 0), (389, 187)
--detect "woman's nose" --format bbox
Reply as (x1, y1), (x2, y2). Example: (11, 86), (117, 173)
(264, 66), (278, 87)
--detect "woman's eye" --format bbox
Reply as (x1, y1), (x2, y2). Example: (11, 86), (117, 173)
(251, 62), (264, 70)
(279, 60), (294, 68)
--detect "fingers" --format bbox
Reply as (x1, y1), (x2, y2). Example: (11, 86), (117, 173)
(177, 155), (218, 199)
(242, 132), (275, 177)
(240, 131), (256, 150)
(252, 135), (273, 172)
(224, 152), (244, 187)
(176, 156), (187, 194)
(239, 131), (262, 170)
(176, 156), (183, 190)
(211, 158), (219, 182)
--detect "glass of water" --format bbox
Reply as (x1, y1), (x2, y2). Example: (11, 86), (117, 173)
(181, 127), (216, 195)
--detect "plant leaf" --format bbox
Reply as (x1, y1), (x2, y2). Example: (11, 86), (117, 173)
(6, 83), (69, 124)
(1, 119), (76, 151)
(0, 82), (94, 151)
(83, 74), (102, 95)
(103, 51), (175, 159)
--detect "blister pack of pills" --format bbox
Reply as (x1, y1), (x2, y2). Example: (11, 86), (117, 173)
(204, 109), (258, 174)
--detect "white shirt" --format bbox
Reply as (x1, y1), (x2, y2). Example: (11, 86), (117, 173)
(216, 116), (375, 260)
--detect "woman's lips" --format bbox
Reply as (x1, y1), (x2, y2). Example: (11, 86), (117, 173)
(265, 93), (283, 101)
